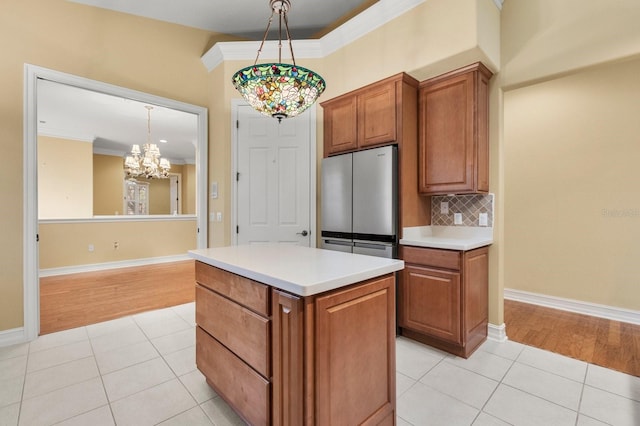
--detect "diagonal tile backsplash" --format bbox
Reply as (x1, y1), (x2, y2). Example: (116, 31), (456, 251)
(431, 194), (494, 227)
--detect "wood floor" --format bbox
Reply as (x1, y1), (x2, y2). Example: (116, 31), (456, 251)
(40, 260), (195, 335)
(505, 299), (640, 377)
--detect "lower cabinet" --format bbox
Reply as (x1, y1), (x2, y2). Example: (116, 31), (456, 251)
(399, 245), (488, 358)
(195, 261), (396, 425)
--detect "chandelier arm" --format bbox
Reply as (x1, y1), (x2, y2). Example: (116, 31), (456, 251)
(283, 13), (296, 66)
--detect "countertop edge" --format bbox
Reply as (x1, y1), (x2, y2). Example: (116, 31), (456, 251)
(399, 239), (493, 251)
(189, 250), (404, 297)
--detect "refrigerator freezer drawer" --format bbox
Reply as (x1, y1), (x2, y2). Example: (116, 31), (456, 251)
(321, 238), (354, 253)
(353, 241), (395, 259)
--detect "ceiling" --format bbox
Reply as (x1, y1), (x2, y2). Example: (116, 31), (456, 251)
(37, 79), (198, 164)
(68, 0), (378, 40)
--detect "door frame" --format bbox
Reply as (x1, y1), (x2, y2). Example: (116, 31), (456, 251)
(22, 64), (209, 342)
(231, 99), (317, 247)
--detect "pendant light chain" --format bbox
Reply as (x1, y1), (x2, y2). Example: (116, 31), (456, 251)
(146, 106), (152, 142)
(283, 11), (296, 65)
(254, 10), (275, 65)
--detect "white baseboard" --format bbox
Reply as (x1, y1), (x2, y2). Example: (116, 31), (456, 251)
(505, 288), (640, 326)
(0, 327), (28, 347)
(487, 323), (507, 342)
(39, 254), (191, 277)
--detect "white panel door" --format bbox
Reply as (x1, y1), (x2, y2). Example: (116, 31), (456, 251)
(237, 105), (311, 246)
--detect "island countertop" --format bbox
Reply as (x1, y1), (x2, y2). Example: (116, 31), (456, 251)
(189, 244), (404, 296)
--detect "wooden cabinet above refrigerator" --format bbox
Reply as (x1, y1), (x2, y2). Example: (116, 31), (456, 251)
(321, 72), (418, 157)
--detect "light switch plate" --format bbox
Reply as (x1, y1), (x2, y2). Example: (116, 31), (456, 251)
(211, 182), (218, 199)
(454, 213), (463, 225)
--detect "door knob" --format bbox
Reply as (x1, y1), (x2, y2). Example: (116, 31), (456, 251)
(297, 230), (309, 236)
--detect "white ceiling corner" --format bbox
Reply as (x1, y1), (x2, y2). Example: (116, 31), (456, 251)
(201, 0), (427, 72)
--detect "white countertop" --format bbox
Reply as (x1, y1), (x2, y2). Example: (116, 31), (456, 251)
(399, 226), (493, 251)
(189, 244), (404, 297)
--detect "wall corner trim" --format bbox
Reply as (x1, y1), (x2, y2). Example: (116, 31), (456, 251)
(200, 0), (427, 71)
(487, 323), (507, 342)
(505, 288), (640, 326)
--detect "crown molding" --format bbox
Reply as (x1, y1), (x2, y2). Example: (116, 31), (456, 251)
(201, 0), (426, 71)
(38, 130), (95, 143)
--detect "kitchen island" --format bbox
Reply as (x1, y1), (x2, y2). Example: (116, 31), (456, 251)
(189, 245), (404, 426)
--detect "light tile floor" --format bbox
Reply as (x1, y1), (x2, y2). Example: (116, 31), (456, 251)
(1, 303), (639, 425)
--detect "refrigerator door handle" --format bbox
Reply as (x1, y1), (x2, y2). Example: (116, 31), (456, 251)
(324, 239), (353, 247)
(353, 241), (391, 250)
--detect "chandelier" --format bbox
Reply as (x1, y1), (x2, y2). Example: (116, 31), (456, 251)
(232, 0), (326, 122)
(124, 106), (171, 179)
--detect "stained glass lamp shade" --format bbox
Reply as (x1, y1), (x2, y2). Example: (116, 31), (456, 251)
(231, 0), (326, 121)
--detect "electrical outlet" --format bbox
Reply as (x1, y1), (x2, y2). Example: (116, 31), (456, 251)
(454, 213), (463, 225)
(88, 244), (94, 252)
(216, 212), (223, 222)
(113, 241), (119, 249)
(479, 213), (488, 226)
(440, 201), (449, 214)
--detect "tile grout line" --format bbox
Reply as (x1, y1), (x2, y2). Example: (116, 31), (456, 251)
(86, 323), (118, 426)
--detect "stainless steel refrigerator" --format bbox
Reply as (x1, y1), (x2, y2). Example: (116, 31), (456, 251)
(320, 145), (397, 258)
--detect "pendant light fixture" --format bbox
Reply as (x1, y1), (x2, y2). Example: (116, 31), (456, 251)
(232, 0), (326, 122)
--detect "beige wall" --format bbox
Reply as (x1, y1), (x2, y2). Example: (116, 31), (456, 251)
(182, 164), (196, 214)
(93, 154), (123, 215)
(500, 0), (640, 313)
(38, 136), (93, 218)
(148, 178), (170, 214)
(504, 57), (640, 310)
(0, 0), (219, 331)
(39, 220), (197, 269)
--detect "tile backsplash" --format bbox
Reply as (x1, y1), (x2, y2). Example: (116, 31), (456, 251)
(431, 194), (494, 227)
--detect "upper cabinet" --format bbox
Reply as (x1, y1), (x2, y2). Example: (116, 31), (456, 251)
(418, 62), (493, 195)
(321, 72), (428, 232)
(321, 73), (418, 157)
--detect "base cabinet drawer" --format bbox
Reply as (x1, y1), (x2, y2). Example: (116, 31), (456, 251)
(195, 261), (270, 316)
(196, 285), (270, 378)
(196, 327), (270, 426)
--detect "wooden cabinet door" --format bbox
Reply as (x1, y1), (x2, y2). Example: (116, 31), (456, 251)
(358, 80), (397, 148)
(315, 275), (396, 426)
(418, 62), (492, 195)
(419, 71), (475, 194)
(400, 264), (462, 344)
(271, 290), (304, 426)
(323, 95), (358, 155)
